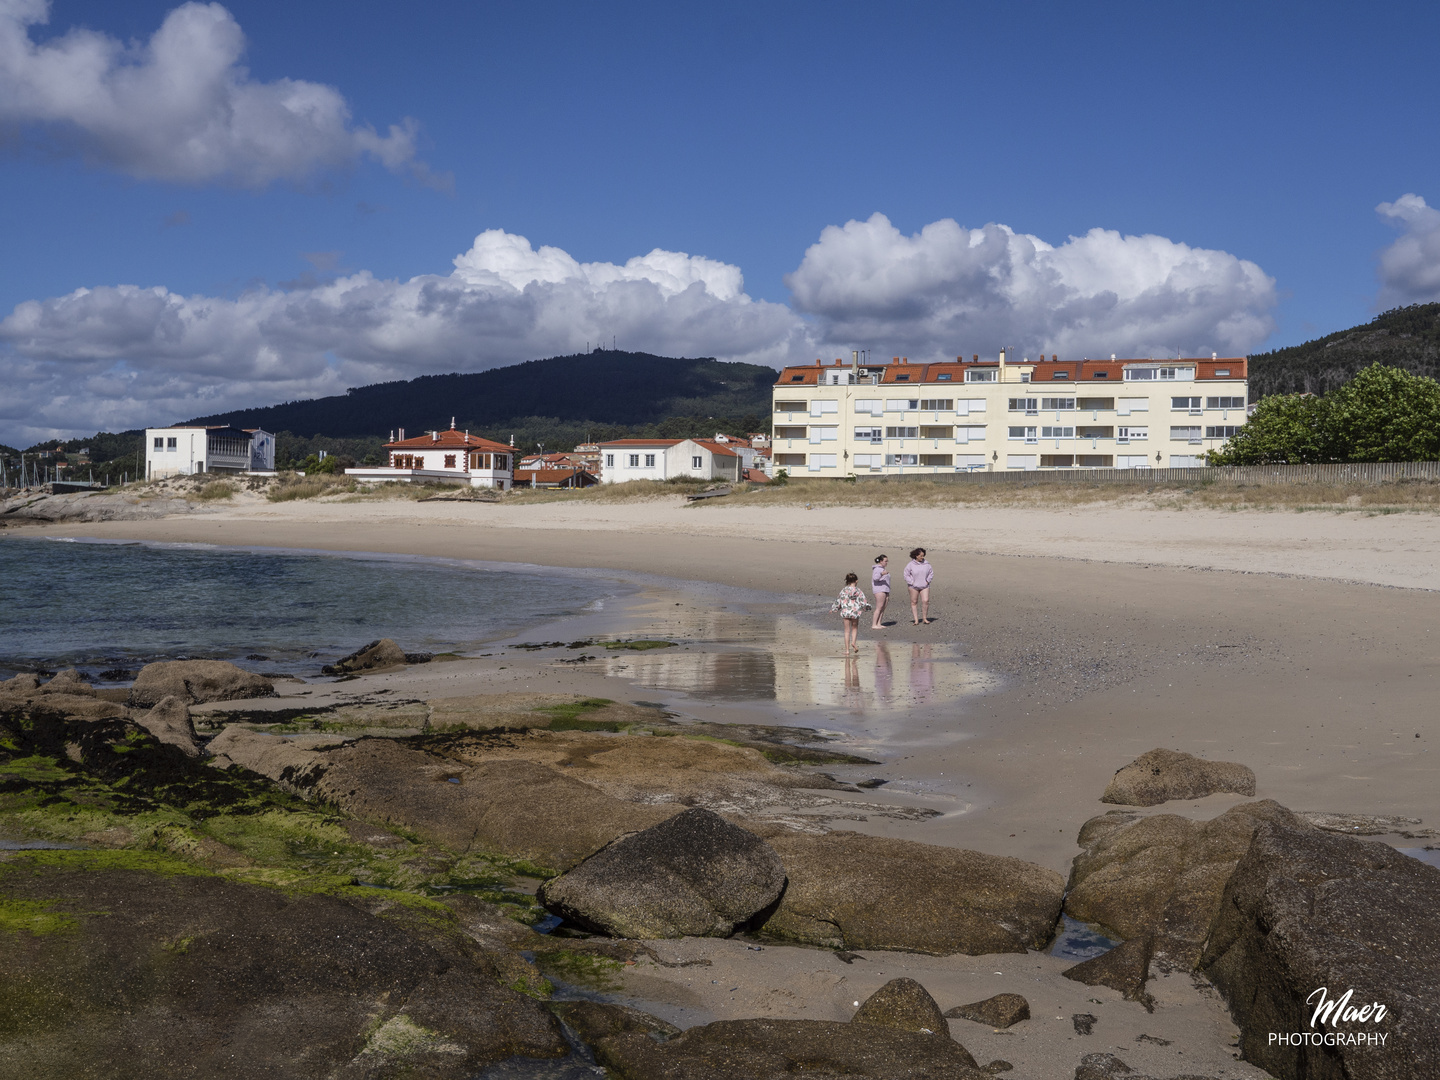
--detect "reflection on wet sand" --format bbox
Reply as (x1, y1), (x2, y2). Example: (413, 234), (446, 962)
(602, 607), (994, 716)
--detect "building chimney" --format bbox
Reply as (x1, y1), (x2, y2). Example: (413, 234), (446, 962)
(431, 431), (438, 442)
(1111, 354), (1117, 361)
(398, 428), (405, 441)
(1212, 352), (1217, 360)
(450, 417), (456, 429)
(972, 354), (978, 362)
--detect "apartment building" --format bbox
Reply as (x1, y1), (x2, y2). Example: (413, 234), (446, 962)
(771, 352), (1249, 475)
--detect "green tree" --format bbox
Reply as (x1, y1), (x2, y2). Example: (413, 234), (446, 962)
(1324, 363), (1440, 462)
(1207, 392), (1331, 465)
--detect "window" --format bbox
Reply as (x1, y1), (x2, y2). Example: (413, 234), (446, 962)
(1092, 371), (1109, 379)
(919, 426), (953, 439)
(956, 425), (986, 442)
(958, 398), (986, 414)
(1041, 426), (1075, 439)
(853, 454), (882, 468)
(854, 399), (882, 414)
(153, 437), (163, 449)
(1008, 426), (1038, 441)
(1214, 368), (1231, 377)
(854, 427), (883, 441)
(1169, 454), (1204, 467)
(884, 426), (918, 439)
(956, 454), (986, 470)
(1051, 371), (1069, 380)
(605, 454), (614, 467)
(1117, 426), (1148, 440)
(809, 454), (838, 470)
(692, 455), (703, 469)
(809, 426), (838, 443)
(1125, 366), (1194, 381)
(936, 373), (953, 381)
(965, 369), (998, 382)
(810, 400), (838, 416)
(774, 426), (807, 439)
(1117, 397), (1149, 415)
(444, 455), (456, 468)
(1076, 427), (1113, 439)
(884, 454), (919, 466)
(775, 400), (806, 412)
(789, 375), (805, 382)
(1117, 455), (1150, 468)
(1076, 398), (1114, 411)
(894, 373), (910, 382)
(495, 455), (508, 470)
(919, 454), (953, 466)
(1008, 397), (1038, 412)
(628, 454), (640, 467)
(1206, 396), (1246, 409)
(885, 399), (919, 411)
(1006, 454), (1038, 470)
(1042, 397), (1076, 411)
(644, 454), (656, 467)
(919, 399), (954, 411)
(166, 437), (177, 450)
(470, 453), (491, 469)
(1170, 426), (1202, 441)
(775, 453), (806, 466)
(1172, 396), (1202, 410)
(1205, 425), (1242, 439)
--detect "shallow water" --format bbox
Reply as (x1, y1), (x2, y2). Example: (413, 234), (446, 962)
(0, 537), (624, 678)
(1049, 915), (1121, 963)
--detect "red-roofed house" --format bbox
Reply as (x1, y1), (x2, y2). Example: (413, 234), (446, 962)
(345, 424), (515, 489)
(597, 438), (741, 484)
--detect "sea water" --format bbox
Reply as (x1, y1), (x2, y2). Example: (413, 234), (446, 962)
(0, 537), (623, 679)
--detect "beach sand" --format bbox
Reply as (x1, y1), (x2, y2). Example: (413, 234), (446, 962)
(10, 492), (1439, 1077)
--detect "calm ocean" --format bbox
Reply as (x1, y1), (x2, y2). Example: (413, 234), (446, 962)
(0, 537), (624, 680)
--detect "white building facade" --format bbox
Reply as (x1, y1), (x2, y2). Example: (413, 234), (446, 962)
(344, 427), (515, 489)
(145, 426), (275, 479)
(597, 439), (741, 483)
(771, 353), (1249, 475)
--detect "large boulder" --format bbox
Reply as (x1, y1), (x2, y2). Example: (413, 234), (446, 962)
(594, 1018), (990, 1080)
(0, 850), (567, 1079)
(537, 808), (785, 938)
(754, 829), (1064, 955)
(1201, 820), (1440, 1080)
(128, 660), (274, 708)
(943, 994), (1030, 1029)
(36, 669), (95, 697)
(852, 978), (949, 1036)
(133, 695), (203, 757)
(1102, 748), (1255, 806)
(212, 734), (672, 870)
(322, 639), (409, 675)
(1062, 932), (1156, 1007)
(1065, 800), (1304, 967)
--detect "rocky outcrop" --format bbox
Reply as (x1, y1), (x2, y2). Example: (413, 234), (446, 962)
(322, 639), (409, 675)
(128, 659), (274, 708)
(594, 1018), (990, 1080)
(0, 850), (567, 1079)
(549, 1001), (680, 1046)
(852, 978), (949, 1035)
(36, 669), (95, 697)
(1065, 800), (1305, 966)
(1201, 820), (1439, 1080)
(1102, 749), (1255, 806)
(1063, 932), (1156, 1008)
(134, 695), (203, 757)
(537, 808), (785, 938)
(1074, 1053), (1223, 1080)
(211, 734), (672, 871)
(754, 829), (1064, 955)
(944, 994), (1030, 1029)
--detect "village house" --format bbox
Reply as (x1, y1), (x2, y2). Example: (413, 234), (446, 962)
(344, 423), (515, 489)
(597, 438), (741, 484)
(144, 425), (275, 479)
(771, 351), (1249, 475)
(513, 465), (598, 489)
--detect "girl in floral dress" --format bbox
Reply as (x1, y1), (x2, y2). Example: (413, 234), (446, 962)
(830, 572), (871, 653)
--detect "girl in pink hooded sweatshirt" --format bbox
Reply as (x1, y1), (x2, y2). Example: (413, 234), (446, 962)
(904, 547), (933, 624)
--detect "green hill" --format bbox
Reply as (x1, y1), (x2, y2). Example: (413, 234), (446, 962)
(188, 349), (778, 439)
(1249, 303), (1440, 398)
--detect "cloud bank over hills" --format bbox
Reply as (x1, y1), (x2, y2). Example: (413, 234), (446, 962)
(1376, 194), (1440, 309)
(0, 216), (1286, 445)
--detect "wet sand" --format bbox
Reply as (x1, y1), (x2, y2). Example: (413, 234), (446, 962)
(9, 495), (1440, 1077)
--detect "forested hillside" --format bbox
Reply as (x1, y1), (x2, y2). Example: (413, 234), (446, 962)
(1249, 303), (1440, 398)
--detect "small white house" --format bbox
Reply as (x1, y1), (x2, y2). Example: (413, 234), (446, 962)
(344, 426), (515, 489)
(145, 426), (275, 479)
(597, 439), (740, 484)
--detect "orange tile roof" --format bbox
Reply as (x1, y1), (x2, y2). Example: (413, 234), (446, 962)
(773, 357), (1248, 385)
(516, 467), (595, 483)
(385, 429), (513, 452)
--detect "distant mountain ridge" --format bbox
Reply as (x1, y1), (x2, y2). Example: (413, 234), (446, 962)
(1249, 302), (1440, 398)
(188, 350), (779, 438)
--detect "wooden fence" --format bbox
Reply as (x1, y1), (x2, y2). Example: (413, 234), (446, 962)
(855, 461), (1440, 487)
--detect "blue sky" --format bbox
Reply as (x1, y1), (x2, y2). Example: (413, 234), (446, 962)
(2, 0), (1438, 445)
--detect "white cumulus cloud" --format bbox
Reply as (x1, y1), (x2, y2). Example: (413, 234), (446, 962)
(785, 213), (1277, 360)
(0, 0), (438, 187)
(1376, 193), (1440, 307)
(0, 230), (811, 445)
